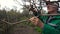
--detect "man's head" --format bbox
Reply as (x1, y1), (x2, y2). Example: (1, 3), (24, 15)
(46, 2), (58, 13)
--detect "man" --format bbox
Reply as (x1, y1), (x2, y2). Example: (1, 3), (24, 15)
(29, 2), (60, 34)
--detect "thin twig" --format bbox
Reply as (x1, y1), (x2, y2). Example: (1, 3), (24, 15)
(41, 14), (60, 16)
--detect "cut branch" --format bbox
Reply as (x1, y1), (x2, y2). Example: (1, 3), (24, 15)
(1, 19), (28, 25)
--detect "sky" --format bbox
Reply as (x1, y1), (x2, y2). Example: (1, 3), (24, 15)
(0, 0), (48, 13)
(0, 0), (39, 13)
(0, 0), (59, 13)
(0, 0), (39, 10)
(0, 0), (25, 13)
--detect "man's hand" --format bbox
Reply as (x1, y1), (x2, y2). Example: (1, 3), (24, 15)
(29, 17), (41, 25)
(29, 17), (44, 28)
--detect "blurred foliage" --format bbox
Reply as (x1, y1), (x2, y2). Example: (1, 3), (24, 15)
(0, 9), (42, 34)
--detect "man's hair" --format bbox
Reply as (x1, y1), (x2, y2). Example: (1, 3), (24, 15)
(46, 2), (58, 11)
(46, 2), (58, 7)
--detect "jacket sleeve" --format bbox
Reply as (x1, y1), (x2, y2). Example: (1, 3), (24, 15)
(38, 15), (60, 34)
(43, 23), (60, 34)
